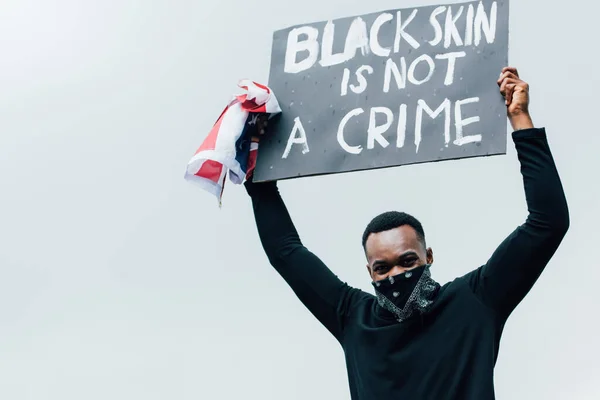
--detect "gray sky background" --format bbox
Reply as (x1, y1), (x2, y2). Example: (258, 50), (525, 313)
(1, 0), (598, 399)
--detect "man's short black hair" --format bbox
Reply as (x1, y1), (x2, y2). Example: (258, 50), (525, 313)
(362, 211), (426, 251)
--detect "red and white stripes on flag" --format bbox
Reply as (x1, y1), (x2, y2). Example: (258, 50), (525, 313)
(184, 80), (281, 204)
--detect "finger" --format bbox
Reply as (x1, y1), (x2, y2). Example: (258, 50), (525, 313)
(505, 83), (516, 105)
(500, 79), (520, 106)
(498, 71), (519, 85)
(257, 115), (269, 134)
(501, 66), (519, 77)
(251, 135), (260, 142)
(499, 77), (519, 96)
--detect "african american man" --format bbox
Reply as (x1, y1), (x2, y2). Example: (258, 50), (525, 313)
(244, 67), (569, 399)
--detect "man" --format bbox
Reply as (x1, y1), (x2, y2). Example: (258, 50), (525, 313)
(245, 67), (569, 399)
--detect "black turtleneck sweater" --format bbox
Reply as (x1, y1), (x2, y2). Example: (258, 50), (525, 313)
(245, 128), (569, 400)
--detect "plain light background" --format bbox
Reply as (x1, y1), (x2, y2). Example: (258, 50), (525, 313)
(1, 0), (598, 399)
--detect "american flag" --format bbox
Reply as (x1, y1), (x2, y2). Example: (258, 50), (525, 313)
(184, 80), (281, 205)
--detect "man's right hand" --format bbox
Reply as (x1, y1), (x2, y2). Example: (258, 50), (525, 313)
(251, 115), (269, 143)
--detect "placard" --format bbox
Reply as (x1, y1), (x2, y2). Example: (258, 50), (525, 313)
(254, 0), (509, 182)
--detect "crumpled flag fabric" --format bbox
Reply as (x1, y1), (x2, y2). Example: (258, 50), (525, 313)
(184, 80), (281, 204)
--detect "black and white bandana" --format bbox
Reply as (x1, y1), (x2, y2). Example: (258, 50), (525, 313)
(372, 264), (440, 323)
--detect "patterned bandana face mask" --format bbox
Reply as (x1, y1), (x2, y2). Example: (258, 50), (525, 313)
(372, 264), (440, 323)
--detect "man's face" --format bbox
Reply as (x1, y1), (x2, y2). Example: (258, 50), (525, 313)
(365, 225), (433, 282)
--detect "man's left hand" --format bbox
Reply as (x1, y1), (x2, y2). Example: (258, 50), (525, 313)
(497, 67), (534, 131)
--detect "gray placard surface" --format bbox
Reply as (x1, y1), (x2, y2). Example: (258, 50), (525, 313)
(254, 0), (509, 182)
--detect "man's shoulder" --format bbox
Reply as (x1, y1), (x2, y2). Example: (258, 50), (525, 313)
(345, 287), (376, 305)
(430, 267), (498, 317)
(439, 266), (484, 295)
(338, 286), (374, 313)
(430, 278), (466, 304)
(427, 270), (482, 307)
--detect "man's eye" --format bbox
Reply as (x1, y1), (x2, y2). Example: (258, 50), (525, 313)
(403, 259), (417, 266)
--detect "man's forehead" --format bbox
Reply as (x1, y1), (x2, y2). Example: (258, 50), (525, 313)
(366, 226), (420, 258)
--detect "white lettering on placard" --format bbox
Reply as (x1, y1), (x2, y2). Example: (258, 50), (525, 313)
(444, 5), (464, 48)
(435, 51), (466, 85)
(428, 6), (446, 46)
(394, 9), (420, 51)
(341, 68), (351, 96)
(383, 58), (407, 93)
(367, 107), (393, 149)
(350, 65), (374, 94)
(284, 26), (319, 74)
(454, 97), (482, 145)
(320, 21), (347, 67)
(343, 17), (371, 61)
(334, 98), (482, 155)
(320, 17), (370, 68)
(475, 1), (497, 45)
(337, 108), (364, 154)
(282, 117), (310, 158)
(415, 98), (451, 152)
(407, 54), (435, 85)
(397, 104), (407, 148)
(283, 1), (498, 73)
(370, 13), (394, 57)
(465, 4), (475, 46)
(342, 65), (374, 96)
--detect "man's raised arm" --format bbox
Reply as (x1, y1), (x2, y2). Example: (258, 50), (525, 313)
(245, 178), (358, 340)
(467, 67), (570, 319)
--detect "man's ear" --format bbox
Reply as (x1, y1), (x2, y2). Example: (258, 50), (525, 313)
(366, 264), (373, 279)
(426, 247), (434, 264)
